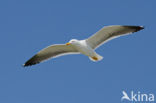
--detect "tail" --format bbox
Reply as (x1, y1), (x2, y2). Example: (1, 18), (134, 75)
(89, 54), (103, 62)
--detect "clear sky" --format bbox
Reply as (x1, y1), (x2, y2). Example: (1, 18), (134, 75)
(0, 0), (156, 103)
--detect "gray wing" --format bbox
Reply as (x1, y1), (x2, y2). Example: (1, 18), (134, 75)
(86, 25), (144, 49)
(23, 44), (79, 67)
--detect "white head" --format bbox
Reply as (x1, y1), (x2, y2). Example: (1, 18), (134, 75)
(66, 39), (79, 45)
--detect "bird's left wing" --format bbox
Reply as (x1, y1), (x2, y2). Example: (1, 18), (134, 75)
(86, 25), (144, 49)
(23, 44), (79, 67)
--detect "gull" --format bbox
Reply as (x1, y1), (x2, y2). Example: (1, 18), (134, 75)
(23, 25), (144, 67)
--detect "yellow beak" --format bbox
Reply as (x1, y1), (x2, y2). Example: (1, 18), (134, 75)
(66, 42), (71, 45)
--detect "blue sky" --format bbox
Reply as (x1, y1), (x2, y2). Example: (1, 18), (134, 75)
(0, 0), (156, 103)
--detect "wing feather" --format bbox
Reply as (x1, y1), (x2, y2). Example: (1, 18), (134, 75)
(23, 44), (79, 66)
(86, 25), (144, 49)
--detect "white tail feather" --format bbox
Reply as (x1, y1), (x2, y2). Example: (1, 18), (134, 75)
(89, 54), (103, 62)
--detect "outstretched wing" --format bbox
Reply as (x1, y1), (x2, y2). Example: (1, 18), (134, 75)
(86, 25), (144, 49)
(23, 44), (79, 67)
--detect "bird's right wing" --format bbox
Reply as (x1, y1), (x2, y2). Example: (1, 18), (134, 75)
(23, 44), (79, 67)
(86, 25), (144, 49)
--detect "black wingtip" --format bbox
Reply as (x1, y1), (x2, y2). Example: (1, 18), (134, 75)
(22, 63), (31, 67)
(138, 26), (144, 30)
(23, 55), (41, 67)
(132, 25), (144, 32)
(22, 62), (40, 67)
(123, 25), (144, 33)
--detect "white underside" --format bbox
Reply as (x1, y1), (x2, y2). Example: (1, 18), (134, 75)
(72, 40), (103, 62)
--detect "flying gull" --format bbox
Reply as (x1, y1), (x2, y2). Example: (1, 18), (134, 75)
(23, 25), (144, 67)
